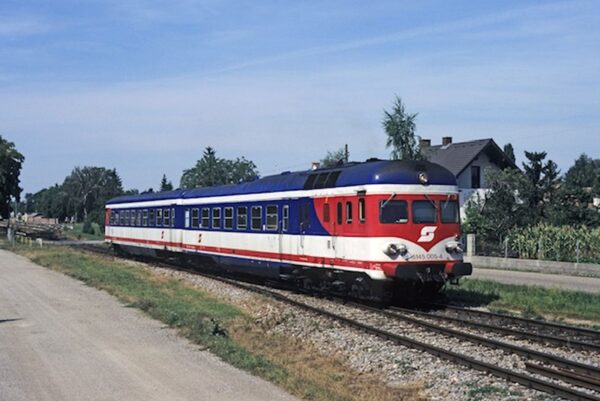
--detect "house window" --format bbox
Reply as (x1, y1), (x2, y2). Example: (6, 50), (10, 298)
(212, 208), (221, 229)
(471, 166), (481, 189)
(266, 205), (278, 230)
(237, 206), (247, 230)
(224, 207), (233, 229)
(359, 198), (366, 223)
(251, 206), (262, 230)
(201, 208), (210, 228)
(283, 205), (289, 232)
(191, 208), (199, 228)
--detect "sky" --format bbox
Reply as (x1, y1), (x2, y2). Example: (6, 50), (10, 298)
(1, 0), (599, 194)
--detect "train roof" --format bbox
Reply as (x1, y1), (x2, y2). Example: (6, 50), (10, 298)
(106, 159), (456, 205)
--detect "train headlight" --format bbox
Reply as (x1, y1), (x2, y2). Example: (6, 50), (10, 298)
(445, 241), (463, 254)
(384, 243), (407, 257)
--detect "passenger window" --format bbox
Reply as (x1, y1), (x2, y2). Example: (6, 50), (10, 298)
(323, 204), (330, 222)
(224, 207), (233, 229)
(380, 200), (408, 224)
(201, 208), (209, 228)
(137, 210), (142, 226)
(441, 200), (459, 224)
(300, 204), (310, 230)
(337, 202), (343, 225)
(251, 206), (262, 230)
(163, 209), (170, 227)
(191, 208), (199, 228)
(359, 198), (366, 223)
(212, 208), (221, 229)
(237, 206), (247, 230)
(171, 208), (175, 227)
(149, 209), (155, 226)
(115, 211), (120, 225)
(143, 209), (148, 226)
(156, 208), (163, 226)
(184, 208), (190, 228)
(283, 205), (289, 232)
(346, 201), (353, 224)
(266, 205), (278, 230)
(412, 200), (437, 224)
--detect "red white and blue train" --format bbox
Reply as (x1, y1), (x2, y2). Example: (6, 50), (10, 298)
(105, 159), (472, 301)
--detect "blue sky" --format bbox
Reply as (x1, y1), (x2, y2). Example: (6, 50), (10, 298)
(1, 0), (599, 194)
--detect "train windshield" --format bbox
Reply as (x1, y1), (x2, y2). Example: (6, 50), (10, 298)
(380, 200), (408, 224)
(412, 201), (437, 224)
(441, 200), (459, 223)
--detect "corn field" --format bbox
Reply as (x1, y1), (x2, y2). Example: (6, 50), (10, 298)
(505, 224), (600, 264)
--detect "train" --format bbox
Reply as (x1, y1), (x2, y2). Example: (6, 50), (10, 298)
(104, 159), (472, 301)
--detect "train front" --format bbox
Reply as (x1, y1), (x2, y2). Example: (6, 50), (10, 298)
(367, 161), (472, 296)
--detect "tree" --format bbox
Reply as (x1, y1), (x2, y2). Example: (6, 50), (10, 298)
(0, 135), (25, 218)
(522, 151), (560, 220)
(320, 147), (346, 168)
(180, 147), (259, 189)
(503, 143), (516, 164)
(159, 174), (173, 191)
(382, 96), (421, 160)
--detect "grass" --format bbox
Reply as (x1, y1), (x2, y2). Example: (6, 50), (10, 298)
(7, 243), (419, 401)
(63, 223), (104, 241)
(446, 278), (600, 323)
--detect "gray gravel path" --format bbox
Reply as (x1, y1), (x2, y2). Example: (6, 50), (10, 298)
(0, 250), (297, 401)
(472, 267), (600, 294)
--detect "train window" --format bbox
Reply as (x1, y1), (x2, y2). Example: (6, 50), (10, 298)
(163, 209), (170, 227)
(323, 204), (330, 222)
(300, 204), (310, 230)
(251, 206), (262, 230)
(149, 209), (155, 226)
(143, 209), (148, 226)
(156, 208), (163, 226)
(135, 210), (140, 226)
(303, 174), (318, 190)
(114, 211), (120, 225)
(109, 211), (114, 225)
(441, 200), (459, 224)
(122, 210), (128, 226)
(359, 198), (366, 223)
(283, 205), (289, 231)
(380, 200), (408, 224)
(184, 208), (190, 228)
(266, 205), (278, 230)
(346, 201), (353, 224)
(413, 200), (437, 224)
(171, 208), (175, 227)
(314, 173), (328, 189)
(224, 207), (233, 229)
(120, 211), (126, 225)
(191, 208), (199, 228)
(337, 202), (343, 225)
(201, 208), (209, 228)
(324, 171), (341, 187)
(237, 206), (247, 230)
(212, 208), (221, 229)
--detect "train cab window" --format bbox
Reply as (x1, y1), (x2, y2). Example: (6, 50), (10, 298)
(359, 198), (366, 223)
(201, 208), (209, 228)
(163, 209), (170, 227)
(171, 208), (175, 227)
(149, 209), (155, 226)
(324, 171), (341, 187)
(380, 200), (408, 224)
(143, 209), (148, 226)
(237, 206), (247, 230)
(441, 200), (459, 224)
(337, 202), (343, 225)
(224, 207), (234, 229)
(156, 208), (163, 226)
(314, 173), (329, 189)
(251, 206), (262, 230)
(323, 204), (330, 222)
(266, 205), (278, 230)
(191, 208), (199, 228)
(346, 201), (353, 224)
(212, 208), (221, 229)
(413, 200), (437, 224)
(283, 205), (289, 232)
(184, 208), (190, 228)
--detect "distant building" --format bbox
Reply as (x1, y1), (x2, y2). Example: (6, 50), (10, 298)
(23, 213), (59, 225)
(421, 137), (517, 216)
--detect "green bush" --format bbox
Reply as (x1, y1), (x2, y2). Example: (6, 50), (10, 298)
(506, 224), (600, 263)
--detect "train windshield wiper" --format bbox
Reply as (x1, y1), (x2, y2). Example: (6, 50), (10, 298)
(381, 193), (397, 208)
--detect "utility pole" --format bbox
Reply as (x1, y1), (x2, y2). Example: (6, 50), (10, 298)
(344, 144), (349, 164)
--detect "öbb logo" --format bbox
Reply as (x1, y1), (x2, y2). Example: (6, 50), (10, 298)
(417, 226), (437, 243)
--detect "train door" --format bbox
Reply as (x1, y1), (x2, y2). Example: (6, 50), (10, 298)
(278, 204), (289, 261)
(332, 200), (345, 263)
(298, 201), (310, 257)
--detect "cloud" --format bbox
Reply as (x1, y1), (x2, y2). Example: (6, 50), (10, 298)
(0, 16), (52, 37)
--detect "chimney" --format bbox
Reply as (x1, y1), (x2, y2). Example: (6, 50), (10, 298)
(420, 138), (431, 148)
(442, 136), (453, 145)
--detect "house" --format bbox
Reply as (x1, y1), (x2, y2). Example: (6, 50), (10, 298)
(421, 137), (517, 216)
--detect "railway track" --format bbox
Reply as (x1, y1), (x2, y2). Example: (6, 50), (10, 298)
(76, 244), (600, 401)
